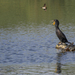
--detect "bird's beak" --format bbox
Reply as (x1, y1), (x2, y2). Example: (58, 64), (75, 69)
(53, 21), (55, 25)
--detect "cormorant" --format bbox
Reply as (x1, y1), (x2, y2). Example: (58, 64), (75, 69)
(53, 19), (70, 44)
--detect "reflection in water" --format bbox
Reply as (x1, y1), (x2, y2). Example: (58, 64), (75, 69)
(55, 51), (66, 74)
(56, 63), (61, 74)
(55, 52), (62, 74)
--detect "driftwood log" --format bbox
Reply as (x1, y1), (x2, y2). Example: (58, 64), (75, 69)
(56, 42), (75, 51)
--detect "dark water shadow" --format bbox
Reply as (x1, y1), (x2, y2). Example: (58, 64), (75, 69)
(55, 50), (67, 74)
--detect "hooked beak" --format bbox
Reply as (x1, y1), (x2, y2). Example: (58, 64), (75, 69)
(53, 21), (55, 25)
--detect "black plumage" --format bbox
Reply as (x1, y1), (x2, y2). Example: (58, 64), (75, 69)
(53, 19), (69, 43)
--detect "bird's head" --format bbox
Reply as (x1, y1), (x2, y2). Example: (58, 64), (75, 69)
(53, 19), (59, 27)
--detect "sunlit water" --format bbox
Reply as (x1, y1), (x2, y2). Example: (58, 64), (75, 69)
(0, 0), (75, 75)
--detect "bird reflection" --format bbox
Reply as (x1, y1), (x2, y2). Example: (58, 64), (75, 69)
(55, 51), (65, 74)
(55, 53), (61, 74)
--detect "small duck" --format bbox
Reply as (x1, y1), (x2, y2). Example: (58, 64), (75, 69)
(42, 4), (47, 11)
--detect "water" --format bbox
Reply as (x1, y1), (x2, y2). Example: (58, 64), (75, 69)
(0, 0), (75, 75)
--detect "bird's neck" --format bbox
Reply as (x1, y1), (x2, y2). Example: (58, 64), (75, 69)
(55, 23), (59, 28)
(55, 25), (59, 29)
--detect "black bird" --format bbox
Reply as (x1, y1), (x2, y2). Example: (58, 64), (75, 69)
(53, 19), (70, 43)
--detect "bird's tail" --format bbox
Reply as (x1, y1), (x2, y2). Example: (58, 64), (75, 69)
(67, 42), (73, 45)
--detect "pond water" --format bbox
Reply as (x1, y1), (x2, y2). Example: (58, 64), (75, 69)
(0, 0), (75, 75)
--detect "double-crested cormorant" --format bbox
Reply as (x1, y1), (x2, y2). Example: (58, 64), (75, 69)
(53, 19), (70, 43)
